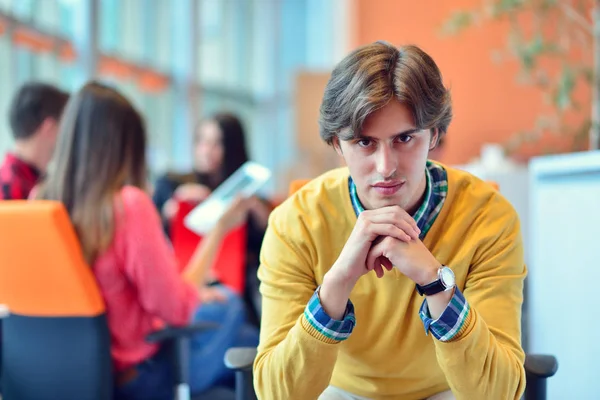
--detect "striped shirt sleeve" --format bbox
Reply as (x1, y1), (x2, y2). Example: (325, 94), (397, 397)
(419, 288), (470, 342)
(303, 286), (356, 341)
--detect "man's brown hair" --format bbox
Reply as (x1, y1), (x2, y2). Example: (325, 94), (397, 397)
(9, 82), (69, 140)
(319, 42), (452, 146)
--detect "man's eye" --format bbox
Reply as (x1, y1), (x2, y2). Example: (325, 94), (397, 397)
(398, 135), (413, 143)
(357, 139), (372, 147)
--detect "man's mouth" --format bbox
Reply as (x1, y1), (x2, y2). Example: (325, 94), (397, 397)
(371, 181), (404, 195)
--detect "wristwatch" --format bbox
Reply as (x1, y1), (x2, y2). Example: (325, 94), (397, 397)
(415, 266), (456, 296)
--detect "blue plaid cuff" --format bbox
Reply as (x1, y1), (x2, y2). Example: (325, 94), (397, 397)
(419, 288), (470, 342)
(303, 286), (356, 341)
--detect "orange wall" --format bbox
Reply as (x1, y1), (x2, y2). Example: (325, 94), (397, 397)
(352, 0), (586, 165)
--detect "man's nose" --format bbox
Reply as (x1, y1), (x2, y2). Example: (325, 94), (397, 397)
(375, 146), (397, 178)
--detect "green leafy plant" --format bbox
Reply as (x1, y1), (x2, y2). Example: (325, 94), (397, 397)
(442, 0), (600, 155)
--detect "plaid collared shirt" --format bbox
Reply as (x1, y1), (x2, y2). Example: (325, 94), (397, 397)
(0, 153), (40, 200)
(304, 161), (470, 342)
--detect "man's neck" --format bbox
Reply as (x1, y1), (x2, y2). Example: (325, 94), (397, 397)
(405, 175), (428, 216)
(13, 141), (45, 173)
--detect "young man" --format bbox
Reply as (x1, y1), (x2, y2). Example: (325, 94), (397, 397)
(254, 42), (526, 400)
(0, 82), (69, 200)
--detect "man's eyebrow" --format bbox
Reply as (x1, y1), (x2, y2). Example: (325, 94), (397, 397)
(394, 128), (422, 136)
(357, 128), (422, 140)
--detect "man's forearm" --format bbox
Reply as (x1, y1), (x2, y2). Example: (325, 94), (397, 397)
(320, 270), (356, 320)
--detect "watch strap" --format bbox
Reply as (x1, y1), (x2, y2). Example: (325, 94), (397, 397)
(415, 279), (446, 296)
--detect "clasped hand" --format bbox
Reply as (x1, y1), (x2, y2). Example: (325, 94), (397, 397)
(331, 206), (441, 288)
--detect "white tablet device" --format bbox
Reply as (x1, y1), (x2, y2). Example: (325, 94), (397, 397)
(184, 161), (272, 235)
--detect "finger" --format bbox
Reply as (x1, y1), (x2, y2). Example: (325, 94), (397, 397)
(380, 256), (394, 271)
(364, 211), (420, 238)
(366, 241), (384, 272)
(396, 214), (420, 237)
(367, 223), (412, 242)
(366, 241), (378, 271)
(397, 219), (420, 240)
(366, 257), (375, 271)
(230, 195), (243, 204)
(374, 263), (384, 278)
(229, 196), (246, 210)
(234, 195), (253, 209)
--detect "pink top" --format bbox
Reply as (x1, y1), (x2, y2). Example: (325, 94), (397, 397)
(93, 186), (199, 371)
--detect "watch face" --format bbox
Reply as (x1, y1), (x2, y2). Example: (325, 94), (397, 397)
(440, 267), (455, 288)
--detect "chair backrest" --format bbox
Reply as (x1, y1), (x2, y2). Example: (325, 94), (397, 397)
(487, 181), (499, 191)
(288, 179), (310, 196)
(0, 201), (112, 400)
(170, 199), (247, 295)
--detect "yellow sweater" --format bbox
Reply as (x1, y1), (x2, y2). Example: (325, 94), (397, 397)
(254, 164), (526, 400)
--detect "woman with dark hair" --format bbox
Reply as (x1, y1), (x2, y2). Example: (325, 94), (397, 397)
(152, 113), (272, 326)
(35, 83), (258, 399)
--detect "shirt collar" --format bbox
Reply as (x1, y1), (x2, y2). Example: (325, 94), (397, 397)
(5, 153), (41, 178)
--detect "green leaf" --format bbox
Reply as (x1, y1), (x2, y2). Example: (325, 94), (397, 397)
(491, 0), (526, 17)
(553, 65), (576, 110)
(540, 0), (559, 12)
(441, 11), (475, 35)
(515, 34), (554, 72)
(571, 118), (592, 151)
(530, 34), (544, 53)
(580, 67), (594, 84)
(516, 46), (535, 71)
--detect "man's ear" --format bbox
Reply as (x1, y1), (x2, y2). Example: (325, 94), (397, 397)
(332, 136), (343, 156)
(429, 128), (440, 151)
(38, 118), (58, 139)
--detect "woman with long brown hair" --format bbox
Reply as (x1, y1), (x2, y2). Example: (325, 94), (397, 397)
(152, 113), (272, 327)
(36, 82), (258, 399)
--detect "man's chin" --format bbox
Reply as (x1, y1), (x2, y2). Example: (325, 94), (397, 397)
(368, 196), (406, 210)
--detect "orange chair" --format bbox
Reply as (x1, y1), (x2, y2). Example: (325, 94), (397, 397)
(0, 201), (222, 400)
(487, 181), (499, 191)
(288, 179), (310, 196)
(0, 201), (112, 400)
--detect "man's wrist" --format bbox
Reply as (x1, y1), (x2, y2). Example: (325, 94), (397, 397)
(320, 270), (356, 320)
(414, 261), (442, 286)
(323, 267), (357, 296)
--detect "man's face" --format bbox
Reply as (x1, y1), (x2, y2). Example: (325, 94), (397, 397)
(39, 118), (60, 171)
(334, 100), (436, 213)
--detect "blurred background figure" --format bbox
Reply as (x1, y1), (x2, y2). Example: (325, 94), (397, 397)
(0, 82), (68, 200)
(153, 113), (271, 228)
(0, 1), (597, 398)
(35, 82), (258, 399)
(153, 112), (272, 328)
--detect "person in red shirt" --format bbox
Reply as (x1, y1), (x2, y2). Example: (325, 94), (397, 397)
(0, 83), (69, 396)
(0, 82), (69, 200)
(34, 82), (259, 399)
